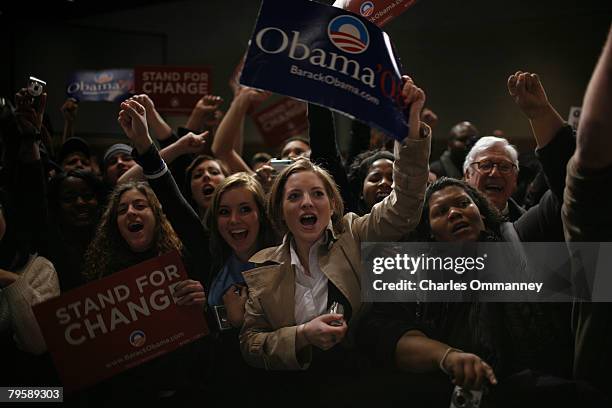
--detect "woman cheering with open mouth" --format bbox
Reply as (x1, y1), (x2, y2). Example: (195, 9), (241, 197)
(240, 76), (432, 373)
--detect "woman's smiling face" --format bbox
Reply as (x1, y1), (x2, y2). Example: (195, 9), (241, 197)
(116, 188), (156, 252)
(216, 186), (261, 262)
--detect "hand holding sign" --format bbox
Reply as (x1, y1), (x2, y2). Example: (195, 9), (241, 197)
(32, 251), (208, 392)
(240, 0), (410, 140)
(400, 75), (426, 140)
(173, 279), (207, 306)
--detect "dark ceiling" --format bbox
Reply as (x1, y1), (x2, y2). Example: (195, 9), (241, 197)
(0, 0), (186, 21)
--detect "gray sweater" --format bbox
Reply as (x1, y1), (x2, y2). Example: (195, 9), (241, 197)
(0, 255), (59, 354)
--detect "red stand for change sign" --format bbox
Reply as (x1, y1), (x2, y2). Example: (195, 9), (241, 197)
(134, 66), (212, 114)
(33, 251), (208, 392)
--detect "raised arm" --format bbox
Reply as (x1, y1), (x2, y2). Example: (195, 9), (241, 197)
(508, 71), (565, 149)
(562, 27), (612, 390)
(117, 100), (211, 284)
(574, 27), (612, 170)
(11, 89), (49, 257)
(117, 130), (208, 185)
(308, 103), (358, 213)
(60, 97), (78, 144)
(507, 70), (575, 202)
(562, 26), (612, 243)
(211, 88), (268, 174)
(353, 76), (431, 242)
(507, 72), (575, 242)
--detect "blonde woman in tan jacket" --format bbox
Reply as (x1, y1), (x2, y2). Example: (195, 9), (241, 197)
(240, 77), (431, 372)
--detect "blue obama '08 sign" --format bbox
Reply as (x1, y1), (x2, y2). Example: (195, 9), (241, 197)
(240, 0), (410, 140)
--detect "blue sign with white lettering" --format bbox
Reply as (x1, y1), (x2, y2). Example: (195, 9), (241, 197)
(240, 0), (409, 140)
(66, 69), (134, 102)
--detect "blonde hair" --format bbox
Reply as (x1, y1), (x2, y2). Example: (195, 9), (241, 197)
(267, 158), (344, 236)
(84, 182), (183, 280)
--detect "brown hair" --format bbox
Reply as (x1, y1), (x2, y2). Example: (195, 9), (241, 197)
(204, 173), (276, 271)
(84, 182), (183, 280)
(267, 158), (344, 236)
(184, 154), (229, 216)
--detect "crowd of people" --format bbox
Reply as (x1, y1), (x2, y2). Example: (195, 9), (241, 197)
(0, 21), (610, 408)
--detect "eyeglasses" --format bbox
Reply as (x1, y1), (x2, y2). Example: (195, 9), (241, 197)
(469, 160), (516, 174)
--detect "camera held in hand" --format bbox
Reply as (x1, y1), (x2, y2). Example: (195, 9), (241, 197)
(270, 158), (292, 173)
(450, 385), (483, 408)
(27, 76), (46, 109)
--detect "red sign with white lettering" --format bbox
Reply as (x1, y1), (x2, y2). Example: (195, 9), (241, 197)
(252, 97), (308, 147)
(33, 251), (208, 392)
(334, 0), (417, 27)
(134, 66), (212, 114)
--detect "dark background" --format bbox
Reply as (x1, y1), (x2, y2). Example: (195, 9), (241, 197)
(1, 0), (611, 160)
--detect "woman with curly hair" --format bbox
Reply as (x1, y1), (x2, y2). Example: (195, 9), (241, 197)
(82, 181), (206, 403)
(85, 182), (181, 278)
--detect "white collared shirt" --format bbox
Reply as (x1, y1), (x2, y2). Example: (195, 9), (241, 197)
(290, 235), (329, 325)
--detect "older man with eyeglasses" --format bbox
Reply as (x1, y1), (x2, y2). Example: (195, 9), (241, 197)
(461, 71), (576, 237)
(463, 136), (523, 221)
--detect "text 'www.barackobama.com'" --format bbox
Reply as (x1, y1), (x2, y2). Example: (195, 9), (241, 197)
(105, 332), (185, 368)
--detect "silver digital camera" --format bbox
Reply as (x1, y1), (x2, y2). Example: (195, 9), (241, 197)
(27, 76), (46, 98)
(450, 386), (482, 408)
(270, 158), (292, 172)
(27, 76), (46, 109)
